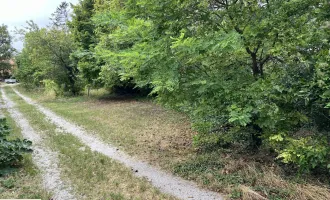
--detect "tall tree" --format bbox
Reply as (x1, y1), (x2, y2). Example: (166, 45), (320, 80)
(50, 1), (70, 28)
(16, 3), (79, 94)
(0, 25), (15, 78)
(15, 0), (330, 172)
(92, 0), (330, 171)
(69, 0), (96, 50)
(69, 0), (102, 93)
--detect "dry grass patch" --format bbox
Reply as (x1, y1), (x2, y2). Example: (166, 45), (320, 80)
(293, 184), (330, 200)
(240, 185), (267, 200)
(172, 147), (330, 199)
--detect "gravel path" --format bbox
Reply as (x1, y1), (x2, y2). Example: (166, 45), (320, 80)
(1, 88), (76, 200)
(13, 88), (224, 200)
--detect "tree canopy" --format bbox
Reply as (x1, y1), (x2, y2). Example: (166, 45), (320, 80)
(15, 0), (330, 172)
(16, 3), (80, 94)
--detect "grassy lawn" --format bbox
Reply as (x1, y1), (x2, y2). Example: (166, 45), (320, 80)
(14, 86), (330, 200)
(0, 90), (50, 199)
(5, 87), (175, 200)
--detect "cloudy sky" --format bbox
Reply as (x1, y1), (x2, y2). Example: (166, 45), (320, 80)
(0, 0), (79, 51)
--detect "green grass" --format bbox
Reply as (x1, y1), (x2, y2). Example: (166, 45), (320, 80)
(15, 86), (194, 169)
(13, 86), (330, 200)
(5, 87), (175, 200)
(0, 156), (50, 200)
(0, 88), (50, 199)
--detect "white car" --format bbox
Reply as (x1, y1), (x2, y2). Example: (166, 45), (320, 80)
(4, 78), (17, 84)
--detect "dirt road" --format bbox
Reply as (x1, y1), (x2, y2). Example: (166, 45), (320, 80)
(1, 86), (223, 200)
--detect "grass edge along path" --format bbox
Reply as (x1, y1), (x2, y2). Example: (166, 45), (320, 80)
(6, 87), (175, 200)
(1, 87), (76, 200)
(13, 86), (330, 200)
(12, 87), (224, 200)
(0, 90), (49, 199)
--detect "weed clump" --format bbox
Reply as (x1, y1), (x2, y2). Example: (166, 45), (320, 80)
(0, 117), (32, 170)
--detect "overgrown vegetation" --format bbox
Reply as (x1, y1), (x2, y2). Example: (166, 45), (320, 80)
(0, 117), (32, 169)
(15, 0), (330, 191)
(14, 86), (330, 199)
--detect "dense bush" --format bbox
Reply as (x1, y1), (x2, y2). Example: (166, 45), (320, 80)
(0, 118), (32, 168)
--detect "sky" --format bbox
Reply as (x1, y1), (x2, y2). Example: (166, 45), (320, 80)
(0, 0), (79, 51)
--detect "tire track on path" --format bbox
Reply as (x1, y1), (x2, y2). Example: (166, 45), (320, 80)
(13, 88), (224, 200)
(1, 88), (76, 200)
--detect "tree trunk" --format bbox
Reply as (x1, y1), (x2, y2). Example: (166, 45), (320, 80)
(64, 65), (76, 95)
(251, 53), (260, 77)
(251, 124), (263, 150)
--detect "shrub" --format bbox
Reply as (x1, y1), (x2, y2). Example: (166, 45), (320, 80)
(269, 134), (330, 173)
(43, 79), (64, 97)
(0, 118), (32, 168)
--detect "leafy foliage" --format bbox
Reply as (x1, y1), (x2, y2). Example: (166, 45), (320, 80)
(68, 0), (103, 91)
(15, 0), (330, 172)
(0, 118), (32, 168)
(15, 4), (80, 95)
(89, 0), (330, 172)
(0, 24), (15, 79)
